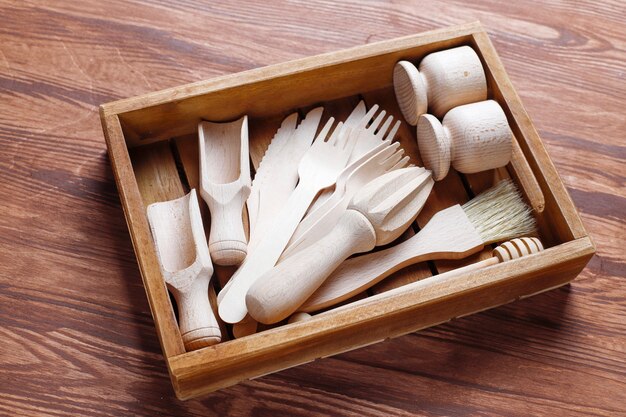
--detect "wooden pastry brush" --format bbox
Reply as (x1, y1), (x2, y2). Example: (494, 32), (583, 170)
(300, 179), (537, 312)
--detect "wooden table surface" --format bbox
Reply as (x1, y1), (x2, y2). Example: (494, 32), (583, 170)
(1, 1), (624, 415)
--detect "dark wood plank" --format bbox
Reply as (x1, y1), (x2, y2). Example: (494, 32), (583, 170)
(0, 0), (623, 415)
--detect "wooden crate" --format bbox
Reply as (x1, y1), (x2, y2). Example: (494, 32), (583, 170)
(99, 22), (594, 400)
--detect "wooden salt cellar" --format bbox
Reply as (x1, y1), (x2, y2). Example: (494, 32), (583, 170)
(393, 45), (487, 125)
(417, 100), (513, 181)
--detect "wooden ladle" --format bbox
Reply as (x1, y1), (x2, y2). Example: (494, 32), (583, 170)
(199, 116), (251, 266)
(146, 189), (221, 351)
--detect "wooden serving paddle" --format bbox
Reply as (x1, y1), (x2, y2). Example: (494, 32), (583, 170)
(146, 189), (221, 351)
(246, 167), (434, 324)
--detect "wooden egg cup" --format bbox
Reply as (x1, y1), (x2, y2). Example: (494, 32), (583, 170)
(417, 100), (513, 181)
(393, 45), (487, 125)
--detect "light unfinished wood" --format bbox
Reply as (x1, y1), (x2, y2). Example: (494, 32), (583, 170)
(284, 137), (407, 258)
(169, 237), (593, 399)
(417, 100), (512, 181)
(219, 117), (360, 324)
(306, 100), (368, 214)
(393, 45), (487, 124)
(301, 180), (536, 312)
(288, 312), (313, 324)
(146, 190), (222, 350)
(247, 167), (434, 324)
(198, 117), (251, 266)
(98, 23), (595, 400)
(247, 108), (322, 251)
(173, 135), (232, 341)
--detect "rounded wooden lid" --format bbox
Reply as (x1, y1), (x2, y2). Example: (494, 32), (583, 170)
(393, 61), (428, 126)
(417, 114), (450, 181)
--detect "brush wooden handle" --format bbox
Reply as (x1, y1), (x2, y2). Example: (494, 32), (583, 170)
(417, 100), (512, 180)
(393, 46), (487, 124)
(247, 209), (377, 324)
(300, 205), (484, 312)
(175, 271), (222, 350)
(323, 238), (544, 316)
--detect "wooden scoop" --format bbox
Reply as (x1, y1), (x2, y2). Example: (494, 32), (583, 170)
(417, 100), (512, 181)
(199, 116), (251, 266)
(393, 45), (487, 124)
(146, 189), (221, 351)
(246, 167), (434, 324)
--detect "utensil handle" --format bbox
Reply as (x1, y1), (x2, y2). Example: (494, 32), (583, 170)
(301, 205), (485, 312)
(207, 192), (249, 266)
(176, 271), (222, 351)
(218, 182), (320, 324)
(246, 209), (376, 324)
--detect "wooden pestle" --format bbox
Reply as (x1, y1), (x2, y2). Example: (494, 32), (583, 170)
(393, 45), (487, 125)
(417, 100), (513, 181)
(246, 167), (434, 324)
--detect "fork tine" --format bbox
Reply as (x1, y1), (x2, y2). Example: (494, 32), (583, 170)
(369, 142), (399, 163)
(341, 126), (359, 152)
(314, 117), (335, 145)
(356, 105), (379, 130)
(375, 115), (393, 138)
(328, 121), (344, 145)
(384, 149), (405, 168)
(368, 110), (386, 132)
(384, 120), (401, 142)
(389, 155), (410, 171)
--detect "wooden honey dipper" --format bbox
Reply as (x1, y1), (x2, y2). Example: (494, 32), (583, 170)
(393, 45), (487, 125)
(417, 100), (513, 181)
(246, 167), (434, 324)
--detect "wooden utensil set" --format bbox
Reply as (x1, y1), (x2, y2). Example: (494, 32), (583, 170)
(146, 45), (539, 351)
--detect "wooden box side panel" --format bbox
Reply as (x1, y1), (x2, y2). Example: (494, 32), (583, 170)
(470, 32), (588, 244)
(169, 238), (594, 399)
(103, 23), (483, 146)
(99, 112), (186, 359)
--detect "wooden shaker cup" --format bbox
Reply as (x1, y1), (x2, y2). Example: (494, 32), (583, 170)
(393, 45), (487, 125)
(417, 100), (512, 181)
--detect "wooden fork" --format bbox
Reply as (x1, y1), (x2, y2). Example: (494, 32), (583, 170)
(283, 142), (410, 258)
(309, 104), (401, 212)
(218, 118), (359, 323)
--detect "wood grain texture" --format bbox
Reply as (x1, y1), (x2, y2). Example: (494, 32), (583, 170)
(0, 0), (623, 416)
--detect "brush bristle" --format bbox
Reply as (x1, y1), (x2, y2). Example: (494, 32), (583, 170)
(462, 179), (537, 244)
